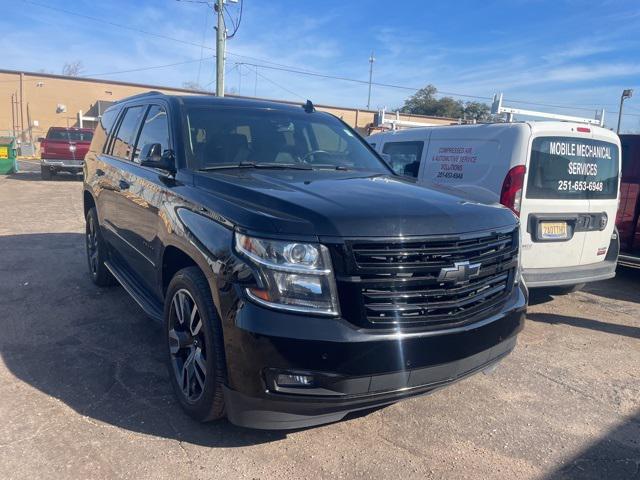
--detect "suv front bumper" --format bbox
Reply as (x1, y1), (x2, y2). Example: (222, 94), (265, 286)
(222, 283), (527, 430)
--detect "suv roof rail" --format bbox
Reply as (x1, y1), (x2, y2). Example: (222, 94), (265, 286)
(491, 93), (605, 127)
(116, 90), (165, 103)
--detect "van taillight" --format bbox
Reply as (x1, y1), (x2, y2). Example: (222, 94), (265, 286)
(500, 165), (526, 216)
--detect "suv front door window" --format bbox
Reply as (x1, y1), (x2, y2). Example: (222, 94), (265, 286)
(133, 105), (170, 164)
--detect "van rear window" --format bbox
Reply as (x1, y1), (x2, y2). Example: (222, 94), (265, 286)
(526, 136), (619, 199)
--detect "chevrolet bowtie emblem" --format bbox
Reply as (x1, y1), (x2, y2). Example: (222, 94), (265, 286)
(437, 261), (481, 284)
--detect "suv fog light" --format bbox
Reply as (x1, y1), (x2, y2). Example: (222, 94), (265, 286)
(276, 373), (315, 387)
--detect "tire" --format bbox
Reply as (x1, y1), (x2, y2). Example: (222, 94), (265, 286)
(40, 165), (52, 180)
(165, 267), (226, 422)
(85, 207), (116, 287)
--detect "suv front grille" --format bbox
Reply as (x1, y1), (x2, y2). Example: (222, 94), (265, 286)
(333, 226), (518, 330)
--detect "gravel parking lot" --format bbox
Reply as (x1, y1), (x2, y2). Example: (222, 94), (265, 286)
(1, 161), (638, 480)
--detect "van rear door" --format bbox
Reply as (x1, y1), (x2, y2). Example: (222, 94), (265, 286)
(522, 134), (619, 270)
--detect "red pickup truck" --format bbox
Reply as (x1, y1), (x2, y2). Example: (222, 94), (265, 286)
(39, 127), (94, 180)
(616, 134), (640, 267)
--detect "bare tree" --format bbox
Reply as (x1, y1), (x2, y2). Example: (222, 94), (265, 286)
(62, 61), (84, 77)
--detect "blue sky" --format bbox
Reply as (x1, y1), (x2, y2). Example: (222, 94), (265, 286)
(2, 0), (640, 131)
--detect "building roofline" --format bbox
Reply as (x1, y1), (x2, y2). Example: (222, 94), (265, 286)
(0, 67), (458, 123)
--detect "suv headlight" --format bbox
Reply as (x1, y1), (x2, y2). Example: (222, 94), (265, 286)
(234, 232), (340, 316)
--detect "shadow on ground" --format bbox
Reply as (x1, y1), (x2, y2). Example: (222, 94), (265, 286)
(527, 312), (640, 340)
(583, 267), (640, 304)
(7, 170), (82, 182)
(547, 409), (640, 480)
(0, 232), (288, 447)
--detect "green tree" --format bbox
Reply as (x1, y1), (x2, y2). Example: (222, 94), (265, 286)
(462, 101), (492, 122)
(400, 85), (464, 118)
(400, 85), (494, 121)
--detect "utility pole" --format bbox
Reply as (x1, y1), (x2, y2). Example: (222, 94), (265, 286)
(215, 0), (226, 97)
(617, 89), (633, 134)
(367, 51), (375, 110)
(19, 72), (25, 142)
(10, 93), (16, 139)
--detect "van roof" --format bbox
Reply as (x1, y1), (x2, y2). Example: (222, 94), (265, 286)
(369, 121), (618, 142)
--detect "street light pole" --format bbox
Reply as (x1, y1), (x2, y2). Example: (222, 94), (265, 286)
(617, 89), (633, 134)
(367, 51), (375, 110)
(215, 0), (226, 97)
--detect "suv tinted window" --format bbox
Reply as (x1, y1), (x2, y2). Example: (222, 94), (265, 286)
(134, 105), (169, 163)
(98, 109), (119, 153)
(110, 106), (145, 160)
(184, 106), (388, 173)
(382, 141), (424, 178)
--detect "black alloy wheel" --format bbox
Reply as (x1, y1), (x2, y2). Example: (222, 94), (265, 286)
(168, 288), (208, 403)
(85, 207), (116, 287)
(164, 267), (226, 421)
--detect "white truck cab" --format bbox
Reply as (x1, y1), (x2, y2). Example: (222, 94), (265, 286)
(368, 120), (621, 290)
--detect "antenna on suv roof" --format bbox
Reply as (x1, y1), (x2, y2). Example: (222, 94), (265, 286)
(303, 100), (315, 113)
(491, 93), (605, 127)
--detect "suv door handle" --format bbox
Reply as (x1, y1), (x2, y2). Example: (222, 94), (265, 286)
(119, 179), (130, 190)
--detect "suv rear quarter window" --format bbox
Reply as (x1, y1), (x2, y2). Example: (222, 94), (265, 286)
(95, 108), (119, 154)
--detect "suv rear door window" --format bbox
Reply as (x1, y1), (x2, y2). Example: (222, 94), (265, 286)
(382, 141), (424, 178)
(527, 136), (619, 199)
(110, 106), (145, 160)
(133, 105), (169, 163)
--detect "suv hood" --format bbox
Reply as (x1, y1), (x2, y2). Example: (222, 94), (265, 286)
(193, 170), (516, 238)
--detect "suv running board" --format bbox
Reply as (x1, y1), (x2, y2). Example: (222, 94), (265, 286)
(104, 259), (164, 323)
(618, 254), (640, 269)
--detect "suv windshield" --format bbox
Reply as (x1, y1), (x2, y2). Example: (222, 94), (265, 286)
(184, 106), (389, 173)
(47, 129), (93, 142)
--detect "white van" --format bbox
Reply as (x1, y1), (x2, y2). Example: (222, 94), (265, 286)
(368, 121), (621, 291)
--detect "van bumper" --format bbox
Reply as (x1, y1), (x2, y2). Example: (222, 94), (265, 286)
(524, 230), (619, 288)
(523, 260), (616, 287)
(222, 285), (527, 430)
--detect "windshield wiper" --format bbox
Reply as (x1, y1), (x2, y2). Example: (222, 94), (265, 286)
(198, 162), (312, 171)
(310, 164), (351, 171)
(240, 162), (313, 170)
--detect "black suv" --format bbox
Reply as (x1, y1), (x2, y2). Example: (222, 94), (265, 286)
(83, 92), (527, 429)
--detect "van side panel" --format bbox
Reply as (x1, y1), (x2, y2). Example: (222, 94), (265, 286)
(420, 124), (526, 204)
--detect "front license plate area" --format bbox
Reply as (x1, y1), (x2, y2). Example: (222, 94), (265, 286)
(540, 222), (568, 240)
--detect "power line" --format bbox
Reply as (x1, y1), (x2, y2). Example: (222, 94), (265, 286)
(15, 0), (640, 118)
(195, 10), (210, 85)
(22, 0), (215, 51)
(224, 0), (243, 39)
(85, 57), (214, 77)
(244, 64), (305, 100)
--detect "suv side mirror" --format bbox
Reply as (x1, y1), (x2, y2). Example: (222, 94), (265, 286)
(140, 143), (176, 174)
(38, 137), (45, 143)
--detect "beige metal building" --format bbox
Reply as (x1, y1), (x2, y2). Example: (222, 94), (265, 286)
(0, 69), (455, 154)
